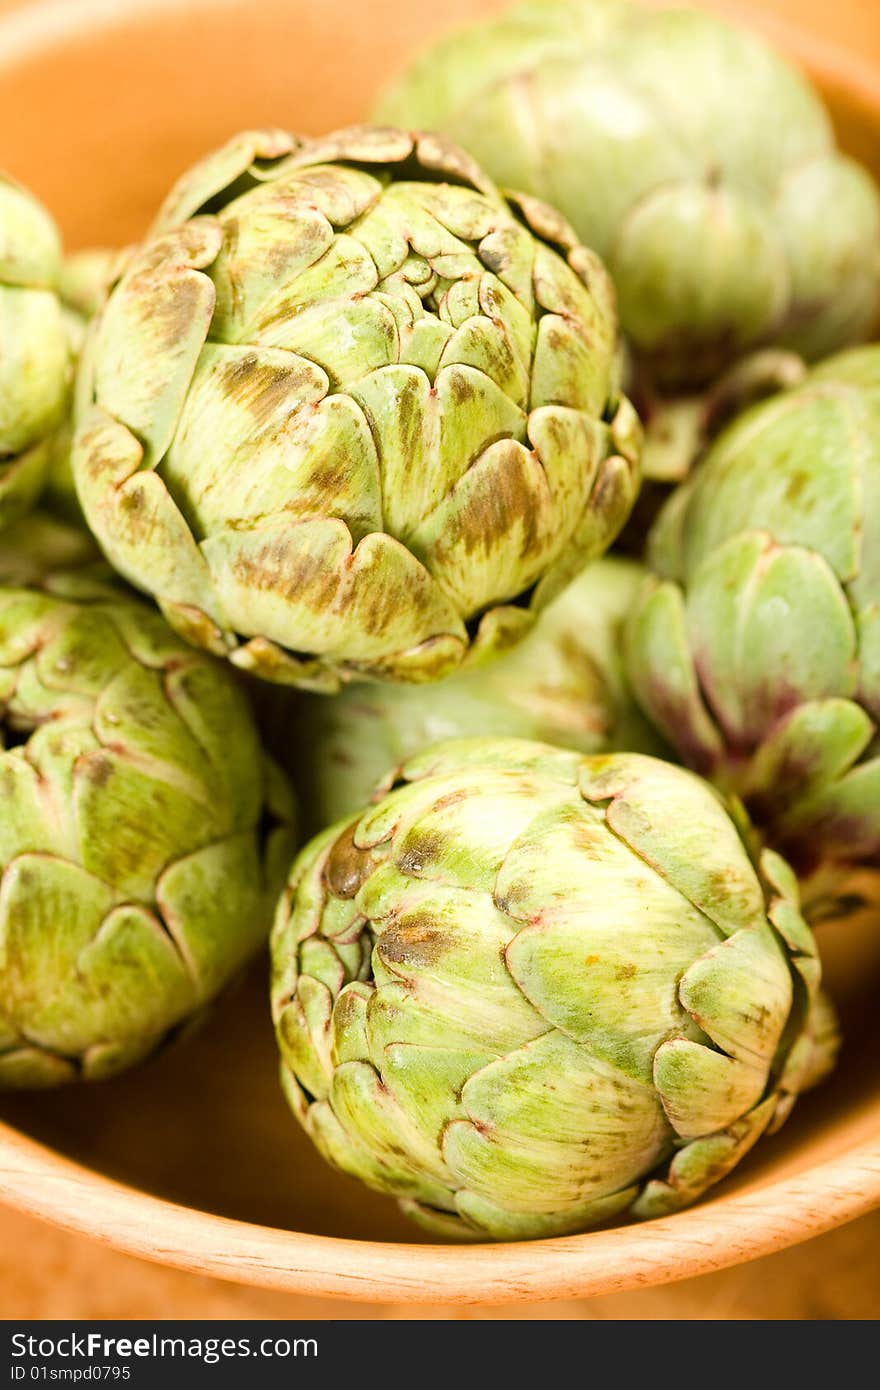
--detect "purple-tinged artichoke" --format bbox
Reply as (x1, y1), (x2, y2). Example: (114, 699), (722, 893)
(625, 346), (880, 893)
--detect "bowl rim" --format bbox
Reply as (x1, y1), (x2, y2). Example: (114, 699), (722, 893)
(1, 1118), (879, 1302)
(1, 0), (879, 1302)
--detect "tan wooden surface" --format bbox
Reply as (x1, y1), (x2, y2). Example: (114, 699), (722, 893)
(0, 0), (879, 1318)
(2, 1201), (878, 1319)
(1, 910), (878, 1306)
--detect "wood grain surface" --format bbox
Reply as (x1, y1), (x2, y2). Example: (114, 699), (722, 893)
(1, 909), (879, 1305)
(0, 0), (879, 1317)
(2, 1202), (878, 1319)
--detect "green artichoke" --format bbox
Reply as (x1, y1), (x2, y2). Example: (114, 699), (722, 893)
(0, 543), (295, 1088)
(0, 513), (104, 591)
(43, 248), (118, 521)
(0, 176), (70, 530)
(295, 556), (666, 828)
(376, 0), (880, 387)
(72, 126), (640, 691)
(625, 346), (880, 887)
(272, 738), (830, 1240)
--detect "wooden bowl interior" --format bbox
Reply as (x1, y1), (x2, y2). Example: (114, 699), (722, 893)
(1, 916), (880, 1247)
(2, 0), (879, 250)
(0, 0), (878, 1298)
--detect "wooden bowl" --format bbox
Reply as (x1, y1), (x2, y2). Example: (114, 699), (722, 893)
(1, 0), (879, 1303)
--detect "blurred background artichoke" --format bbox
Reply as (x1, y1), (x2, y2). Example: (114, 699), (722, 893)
(625, 346), (880, 902)
(377, 0), (880, 389)
(0, 177), (70, 531)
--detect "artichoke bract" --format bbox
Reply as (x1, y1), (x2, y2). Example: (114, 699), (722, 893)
(376, 1), (880, 387)
(0, 176), (70, 530)
(0, 547), (295, 1088)
(296, 556), (666, 828)
(272, 739), (829, 1240)
(72, 126), (640, 691)
(625, 346), (880, 887)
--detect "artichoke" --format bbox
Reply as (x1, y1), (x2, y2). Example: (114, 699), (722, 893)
(0, 513), (104, 591)
(625, 346), (880, 889)
(295, 556), (666, 828)
(72, 126), (640, 691)
(43, 248), (118, 521)
(376, 0), (880, 387)
(0, 176), (70, 530)
(272, 738), (830, 1240)
(0, 541), (295, 1088)
(617, 348), (809, 555)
